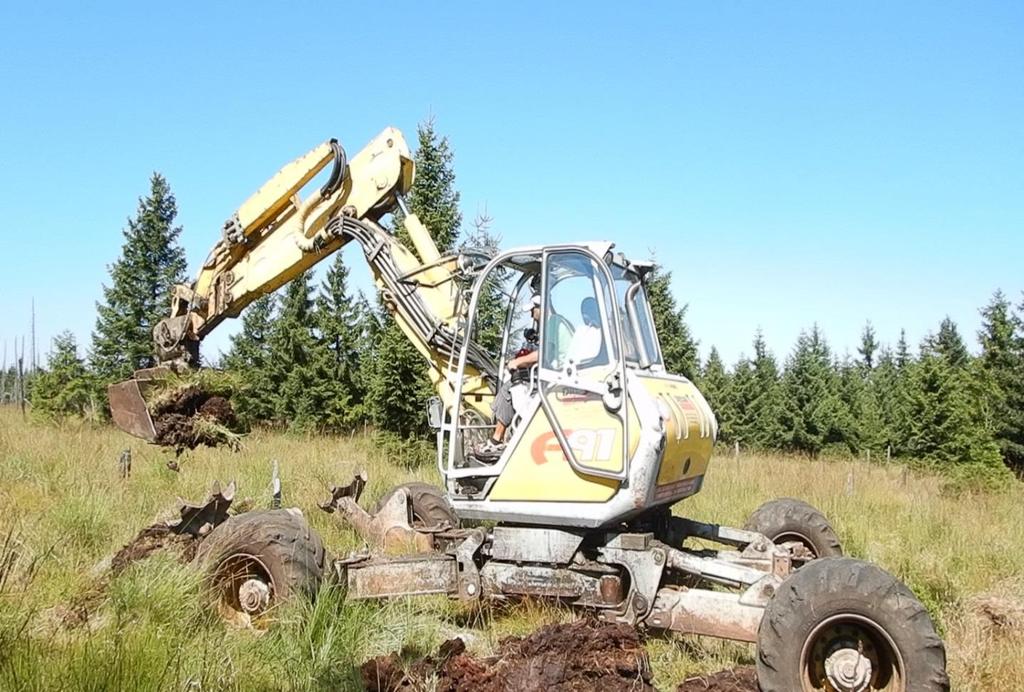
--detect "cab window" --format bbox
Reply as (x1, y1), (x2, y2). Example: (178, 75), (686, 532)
(611, 264), (662, 367)
(542, 252), (616, 371)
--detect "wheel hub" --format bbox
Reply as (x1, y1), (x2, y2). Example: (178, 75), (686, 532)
(238, 577), (271, 614)
(824, 644), (873, 692)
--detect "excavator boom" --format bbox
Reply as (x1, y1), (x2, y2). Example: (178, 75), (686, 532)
(109, 128), (491, 441)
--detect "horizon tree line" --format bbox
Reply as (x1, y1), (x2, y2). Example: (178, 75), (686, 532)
(22, 120), (1024, 486)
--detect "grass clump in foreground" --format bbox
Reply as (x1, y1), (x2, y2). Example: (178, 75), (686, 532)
(0, 407), (1022, 690)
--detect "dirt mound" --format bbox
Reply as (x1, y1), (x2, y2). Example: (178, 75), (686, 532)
(57, 522), (200, 628)
(110, 524), (200, 575)
(676, 666), (758, 692)
(362, 619), (654, 692)
(152, 386), (238, 451)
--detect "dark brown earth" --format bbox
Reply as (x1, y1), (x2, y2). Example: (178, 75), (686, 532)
(675, 666), (758, 692)
(361, 619), (654, 692)
(58, 523), (200, 627)
(151, 386), (237, 451)
(109, 524), (200, 575)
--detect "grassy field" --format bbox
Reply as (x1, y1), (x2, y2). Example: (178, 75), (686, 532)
(1, 407), (1023, 691)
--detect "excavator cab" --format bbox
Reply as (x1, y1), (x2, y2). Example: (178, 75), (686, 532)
(437, 243), (716, 528)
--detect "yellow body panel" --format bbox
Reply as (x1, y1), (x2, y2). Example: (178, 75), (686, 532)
(638, 376), (715, 498)
(488, 402), (621, 502)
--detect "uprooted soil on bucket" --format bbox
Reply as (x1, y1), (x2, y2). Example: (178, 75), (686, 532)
(361, 619), (655, 691)
(151, 386), (238, 451)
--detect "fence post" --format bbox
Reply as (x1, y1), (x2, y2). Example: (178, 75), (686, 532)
(733, 440), (740, 462)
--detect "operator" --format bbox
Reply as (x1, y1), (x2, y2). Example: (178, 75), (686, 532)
(565, 297), (603, 366)
(475, 295), (542, 460)
(475, 295), (605, 460)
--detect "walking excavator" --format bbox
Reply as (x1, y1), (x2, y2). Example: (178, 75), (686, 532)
(110, 127), (948, 691)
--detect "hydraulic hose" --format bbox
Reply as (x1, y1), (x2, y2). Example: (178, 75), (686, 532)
(325, 215), (497, 381)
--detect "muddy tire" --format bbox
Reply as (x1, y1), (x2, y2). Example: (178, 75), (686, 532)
(373, 482), (457, 529)
(744, 497), (842, 559)
(757, 557), (948, 692)
(195, 509), (326, 622)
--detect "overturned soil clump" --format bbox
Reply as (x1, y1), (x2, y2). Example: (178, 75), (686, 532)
(676, 666), (758, 692)
(110, 524), (200, 575)
(152, 386), (238, 451)
(361, 619), (654, 692)
(57, 523), (200, 628)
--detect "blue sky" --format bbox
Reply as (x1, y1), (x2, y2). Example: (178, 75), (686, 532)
(1, 1), (1021, 369)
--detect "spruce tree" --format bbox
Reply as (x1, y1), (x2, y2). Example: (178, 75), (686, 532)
(978, 291), (1024, 470)
(646, 264), (699, 379)
(927, 317), (970, 368)
(837, 356), (884, 455)
(462, 211), (506, 354)
(874, 346), (912, 455)
(30, 332), (96, 421)
(396, 118), (462, 256)
(266, 271), (318, 430)
(368, 118), (463, 436)
(698, 347), (730, 419)
(780, 325), (844, 456)
(723, 356), (757, 446)
(91, 173), (187, 382)
(748, 331), (787, 449)
(895, 329), (911, 370)
(223, 294), (277, 426)
(858, 322), (879, 371)
(308, 253), (366, 430)
(366, 308), (434, 437)
(903, 319), (1006, 479)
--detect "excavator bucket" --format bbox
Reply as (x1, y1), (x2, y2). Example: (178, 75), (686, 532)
(108, 366), (173, 443)
(108, 379), (157, 442)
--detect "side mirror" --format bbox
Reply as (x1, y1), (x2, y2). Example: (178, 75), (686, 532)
(426, 397), (444, 430)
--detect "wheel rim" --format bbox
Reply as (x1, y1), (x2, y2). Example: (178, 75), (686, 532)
(212, 553), (276, 627)
(774, 530), (819, 562)
(800, 613), (905, 692)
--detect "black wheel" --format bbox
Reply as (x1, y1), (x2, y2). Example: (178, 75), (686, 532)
(373, 482), (457, 529)
(757, 557), (948, 692)
(744, 497), (842, 561)
(195, 509), (326, 625)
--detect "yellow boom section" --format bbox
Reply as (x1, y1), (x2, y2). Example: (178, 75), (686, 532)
(140, 127), (493, 433)
(183, 128), (416, 339)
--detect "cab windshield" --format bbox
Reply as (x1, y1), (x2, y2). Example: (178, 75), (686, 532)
(611, 265), (662, 368)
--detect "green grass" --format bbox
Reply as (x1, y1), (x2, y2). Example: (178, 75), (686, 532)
(1, 408), (1022, 690)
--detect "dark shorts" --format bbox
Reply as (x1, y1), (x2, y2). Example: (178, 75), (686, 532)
(492, 379), (515, 426)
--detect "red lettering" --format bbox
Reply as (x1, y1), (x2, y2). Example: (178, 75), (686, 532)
(530, 430), (572, 465)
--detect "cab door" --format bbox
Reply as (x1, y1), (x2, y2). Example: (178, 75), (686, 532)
(536, 248), (629, 480)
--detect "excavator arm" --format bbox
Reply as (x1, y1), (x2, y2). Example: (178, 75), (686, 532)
(109, 127), (495, 442)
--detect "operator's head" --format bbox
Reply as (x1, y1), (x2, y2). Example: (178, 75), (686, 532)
(525, 294), (541, 322)
(581, 297), (600, 327)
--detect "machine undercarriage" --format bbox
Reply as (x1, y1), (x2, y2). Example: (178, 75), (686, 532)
(322, 479), (787, 644)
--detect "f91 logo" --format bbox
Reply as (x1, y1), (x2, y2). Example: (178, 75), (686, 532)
(531, 428), (616, 465)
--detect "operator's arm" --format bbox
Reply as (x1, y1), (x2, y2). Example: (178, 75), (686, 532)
(508, 350), (538, 371)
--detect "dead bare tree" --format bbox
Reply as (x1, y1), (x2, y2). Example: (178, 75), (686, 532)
(17, 337), (26, 417)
